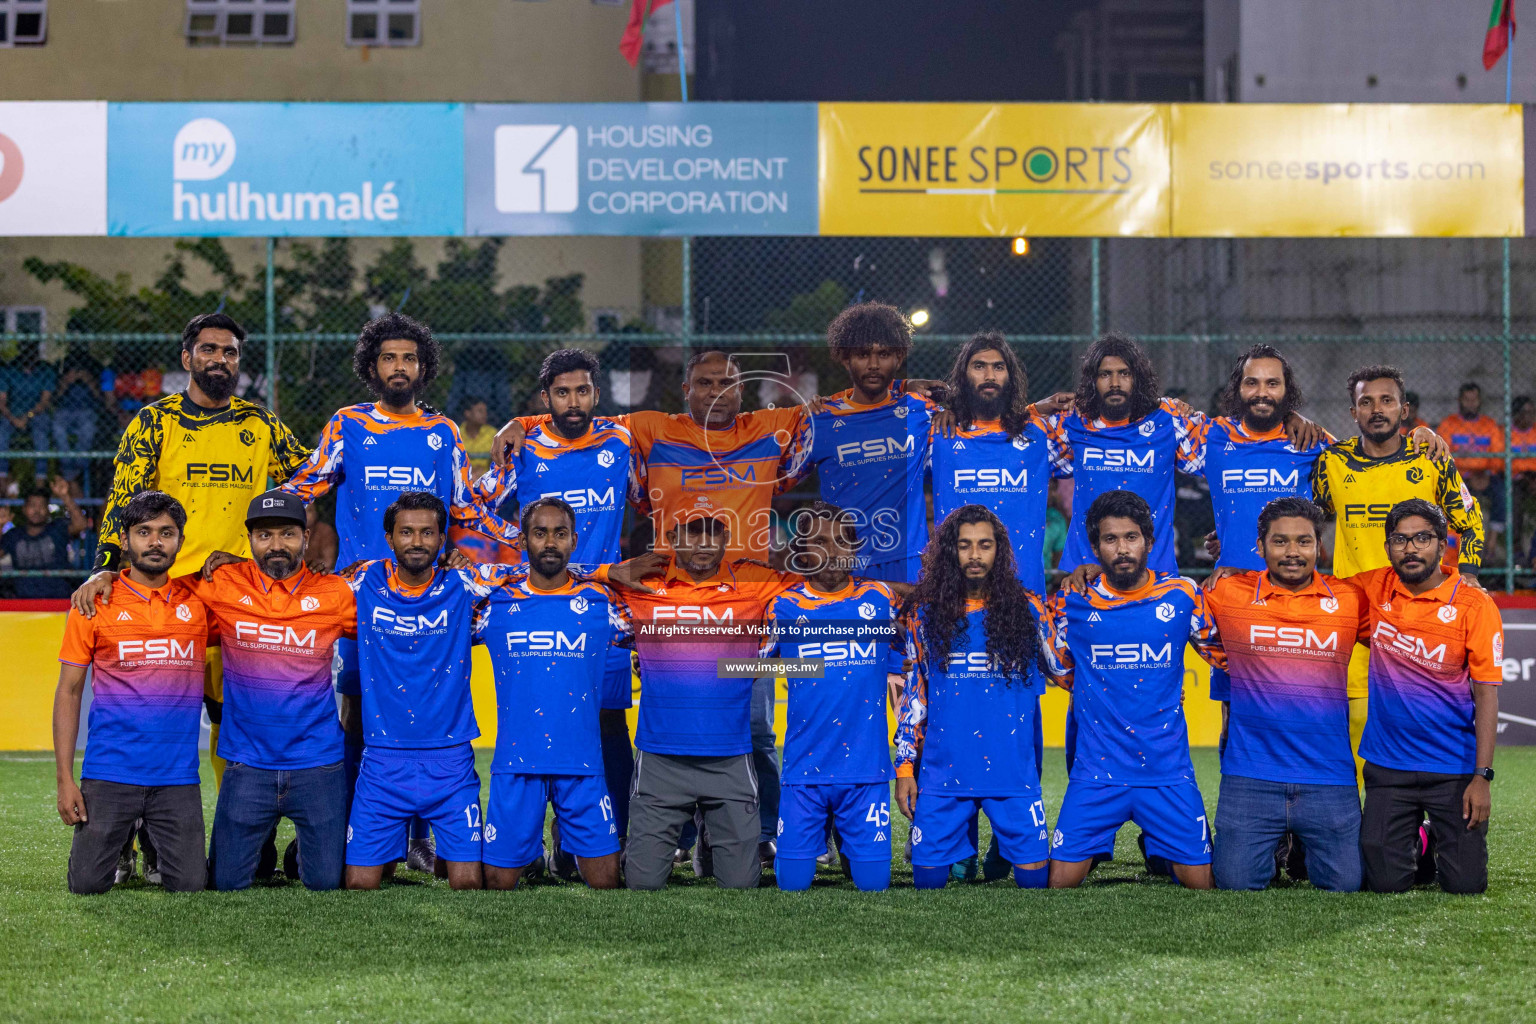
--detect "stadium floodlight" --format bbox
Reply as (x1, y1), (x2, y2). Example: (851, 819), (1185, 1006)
(909, 309), (930, 328)
(1012, 237), (1030, 256)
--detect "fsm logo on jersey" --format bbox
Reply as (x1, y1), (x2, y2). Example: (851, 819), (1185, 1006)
(108, 103), (464, 236)
(465, 103), (818, 235)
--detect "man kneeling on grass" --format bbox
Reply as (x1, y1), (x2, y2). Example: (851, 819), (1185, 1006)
(53, 492), (210, 894)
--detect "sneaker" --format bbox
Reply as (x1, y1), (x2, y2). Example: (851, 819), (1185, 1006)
(549, 818), (581, 882)
(758, 839), (777, 868)
(673, 847), (690, 866)
(981, 835), (1010, 882)
(114, 849), (136, 885)
(1138, 833), (1170, 877)
(283, 839), (300, 881)
(816, 849), (838, 869)
(253, 827), (278, 881)
(144, 863), (163, 886)
(950, 855), (978, 883)
(1414, 822), (1437, 885)
(1283, 832), (1309, 882)
(524, 845), (549, 881)
(406, 835), (437, 874)
(903, 836), (913, 864)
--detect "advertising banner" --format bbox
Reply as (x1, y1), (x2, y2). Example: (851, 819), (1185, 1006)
(1171, 103), (1524, 237)
(107, 102), (464, 237)
(465, 102), (818, 235)
(0, 101), (107, 236)
(817, 102), (1171, 237)
(1492, 602), (1536, 745)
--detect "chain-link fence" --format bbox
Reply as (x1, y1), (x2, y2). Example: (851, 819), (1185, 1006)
(2, 234), (1532, 592)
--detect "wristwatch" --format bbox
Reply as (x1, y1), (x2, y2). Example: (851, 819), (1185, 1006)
(1475, 767), (1495, 782)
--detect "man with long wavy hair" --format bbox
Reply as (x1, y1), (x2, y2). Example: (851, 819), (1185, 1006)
(894, 505), (1052, 890)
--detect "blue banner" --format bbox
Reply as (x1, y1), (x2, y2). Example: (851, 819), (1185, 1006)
(464, 103), (818, 236)
(108, 103), (464, 237)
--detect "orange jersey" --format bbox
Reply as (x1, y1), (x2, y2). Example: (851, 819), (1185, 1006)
(595, 557), (802, 755)
(1355, 566), (1502, 774)
(59, 573), (212, 786)
(1205, 571), (1368, 785)
(1437, 412), (1504, 474)
(188, 561), (357, 770)
(523, 408), (806, 561)
(1509, 423), (1536, 473)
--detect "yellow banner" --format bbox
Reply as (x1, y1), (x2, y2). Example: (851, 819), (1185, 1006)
(818, 102), (1171, 237)
(1171, 103), (1524, 237)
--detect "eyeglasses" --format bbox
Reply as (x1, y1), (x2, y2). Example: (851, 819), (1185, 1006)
(1386, 531), (1440, 550)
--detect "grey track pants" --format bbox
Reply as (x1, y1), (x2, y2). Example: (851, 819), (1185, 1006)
(625, 750), (761, 890)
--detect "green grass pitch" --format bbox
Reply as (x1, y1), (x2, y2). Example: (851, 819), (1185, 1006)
(2, 748), (1534, 1022)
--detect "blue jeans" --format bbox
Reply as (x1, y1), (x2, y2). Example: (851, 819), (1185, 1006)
(211, 761), (348, 891)
(1213, 774), (1362, 892)
(51, 407), (97, 480)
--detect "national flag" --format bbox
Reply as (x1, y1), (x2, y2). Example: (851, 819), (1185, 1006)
(1485, 0), (1516, 70)
(621, 0), (673, 67)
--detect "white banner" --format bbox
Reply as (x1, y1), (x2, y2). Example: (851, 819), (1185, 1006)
(0, 101), (107, 236)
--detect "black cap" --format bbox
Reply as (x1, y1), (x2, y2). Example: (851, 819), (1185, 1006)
(246, 489), (307, 529)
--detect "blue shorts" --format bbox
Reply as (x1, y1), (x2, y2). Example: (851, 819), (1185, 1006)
(1209, 666), (1231, 702)
(346, 744), (483, 866)
(601, 644), (632, 711)
(775, 782), (892, 861)
(334, 636), (360, 698)
(483, 772), (620, 869)
(1051, 779), (1212, 866)
(909, 790), (1049, 868)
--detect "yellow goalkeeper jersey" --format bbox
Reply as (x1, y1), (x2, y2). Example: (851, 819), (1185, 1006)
(96, 392), (312, 577)
(1310, 434), (1484, 580)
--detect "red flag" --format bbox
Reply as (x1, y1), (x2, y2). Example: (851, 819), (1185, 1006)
(1484, 0), (1516, 70)
(621, 0), (673, 67)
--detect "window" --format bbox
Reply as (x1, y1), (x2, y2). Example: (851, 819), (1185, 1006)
(186, 0), (295, 46)
(347, 0), (419, 47)
(0, 0), (47, 47)
(1, 308), (45, 333)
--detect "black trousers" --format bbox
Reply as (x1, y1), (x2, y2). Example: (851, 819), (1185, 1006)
(1361, 762), (1487, 895)
(68, 779), (206, 894)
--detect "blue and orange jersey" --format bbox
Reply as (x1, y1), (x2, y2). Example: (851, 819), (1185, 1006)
(790, 382), (937, 584)
(764, 579), (903, 785)
(189, 561), (357, 771)
(930, 414), (1057, 593)
(1039, 572), (1224, 786)
(1202, 417), (1330, 572)
(282, 403), (520, 566)
(1437, 412), (1505, 474)
(520, 407), (806, 562)
(894, 594), (1047, 796)
(474, 574), (633, 776)
(342, 559), (513, 749)
(1510, 423), (1536, 473)
(504, 417), (639, 565)
(1356, 566), (1503, 775)
(594, 556), (802, 756)
(1205, 570), (1368, 786)
(1043, 399), (1207, 573)
(58, 573), (211, 787)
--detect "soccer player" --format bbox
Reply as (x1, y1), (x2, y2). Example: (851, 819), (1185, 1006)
(895, 505), (1052, 890)
(929, 331), (1058, 594)
(1039, 490), (1224, 889)
(282, 313), (521, 871)
(789, 303), (944, 583)
(765, 501), (903, 892)
(72, 312), (311, 878)
(1356, 499), (1501, 894)
(1311, 365), (1485, 775)
(592, 503), (803, 890)
(340, 491), (502, 891)
(53, 492), (210, 894)
(501, 349), (642, 856)
(476, 497), (632, 890)
(191, 492), (356, 891)
(1045, 333), (1323, 576)
(1204, 497), (1368, 892)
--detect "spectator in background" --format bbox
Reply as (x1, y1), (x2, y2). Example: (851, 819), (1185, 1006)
(52, 344), (109, 489)
(444, 341), (510, 427)
(0, 478), (90, 599)
(1440, 383), (1506, 554)
(1401, 391), (1429, 436)
(0, 345), (57, 492)
(304, 502), (339, 574)
(458, 397), (495, 478)
(107, 351), (164, 428)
